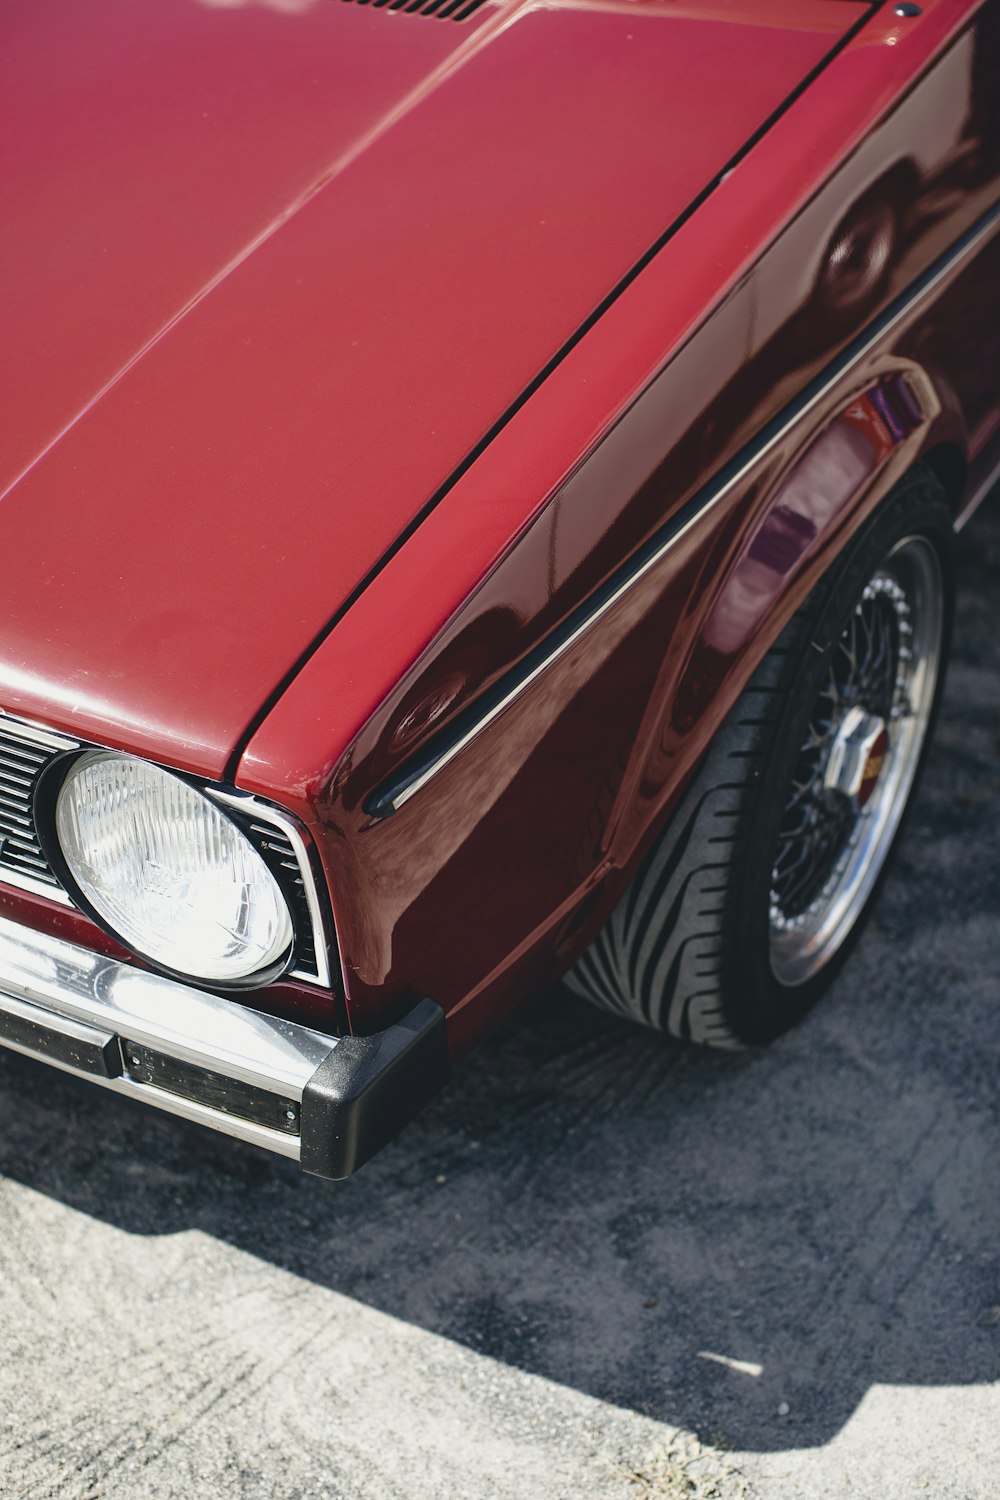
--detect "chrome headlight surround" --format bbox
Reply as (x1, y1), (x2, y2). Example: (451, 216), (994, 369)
(35, 751), (296, 990)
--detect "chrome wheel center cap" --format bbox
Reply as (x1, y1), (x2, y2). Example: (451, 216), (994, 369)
(823, 706), (889, 808)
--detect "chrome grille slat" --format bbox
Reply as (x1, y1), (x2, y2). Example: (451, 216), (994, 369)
(0, 767), (44, 788)
(0, 750), (46, 768)
(0, 768), (36, 789)
(0, 762), (43, 786)
(5, 853), (51, 874)
(4, 834), (47, 853)
(0, 749), (48, 770)
(0, 803), (34, 827)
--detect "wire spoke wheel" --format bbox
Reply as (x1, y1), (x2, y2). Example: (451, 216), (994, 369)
(567, 467), (953, 1047)
(768, 535), (944, 987)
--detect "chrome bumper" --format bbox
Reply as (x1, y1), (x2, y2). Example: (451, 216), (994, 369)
(0, 914), (447, 1178)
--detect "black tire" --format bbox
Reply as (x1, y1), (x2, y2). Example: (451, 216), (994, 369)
(566, 465), (955, 1047)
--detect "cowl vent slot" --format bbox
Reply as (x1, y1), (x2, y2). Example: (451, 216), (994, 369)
(341, 0), (488, 22)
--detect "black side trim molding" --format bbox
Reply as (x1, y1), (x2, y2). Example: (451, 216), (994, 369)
(223, 3), (876, 790)
(299, 998), (448, 1179)
(367, 193), (1000, 819)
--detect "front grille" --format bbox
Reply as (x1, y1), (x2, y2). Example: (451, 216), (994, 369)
(242, 818), (320, 982)
(0, 725), (65, 894)
(0, 715), (330, 989)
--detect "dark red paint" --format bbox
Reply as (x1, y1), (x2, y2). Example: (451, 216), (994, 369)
(239, 0), (1000, 1048)
(0, 0), (860, 777)
(0, 0), (997, 1056)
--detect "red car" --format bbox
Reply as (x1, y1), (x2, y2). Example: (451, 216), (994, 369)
(1, 0), (997, 1177)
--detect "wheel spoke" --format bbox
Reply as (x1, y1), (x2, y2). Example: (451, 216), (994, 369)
(769, 540), (943, 986)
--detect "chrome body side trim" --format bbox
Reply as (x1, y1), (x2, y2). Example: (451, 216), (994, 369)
(370, 197), (1000, 818)
(0, 912), (339, 1158)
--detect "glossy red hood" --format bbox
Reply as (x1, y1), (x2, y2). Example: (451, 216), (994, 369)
(1, 0), (863, 777)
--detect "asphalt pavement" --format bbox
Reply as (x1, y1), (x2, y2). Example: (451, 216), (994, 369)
(0, 491), (997, 1500)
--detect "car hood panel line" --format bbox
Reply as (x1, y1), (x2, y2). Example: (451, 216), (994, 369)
(1, 0), (867, 777)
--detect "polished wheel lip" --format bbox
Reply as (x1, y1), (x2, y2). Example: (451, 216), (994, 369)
(769, 534), (944, 988)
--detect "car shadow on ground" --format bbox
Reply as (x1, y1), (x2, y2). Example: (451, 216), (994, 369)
(1, 494), (997, 1457)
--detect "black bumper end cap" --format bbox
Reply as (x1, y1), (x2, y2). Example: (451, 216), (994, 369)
(299, 997), (448, 1180)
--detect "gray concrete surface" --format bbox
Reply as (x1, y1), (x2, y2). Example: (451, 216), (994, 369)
(0, 493), (997, 1500)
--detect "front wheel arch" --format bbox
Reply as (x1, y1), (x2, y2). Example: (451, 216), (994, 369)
(566, 464), (955, 1046)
